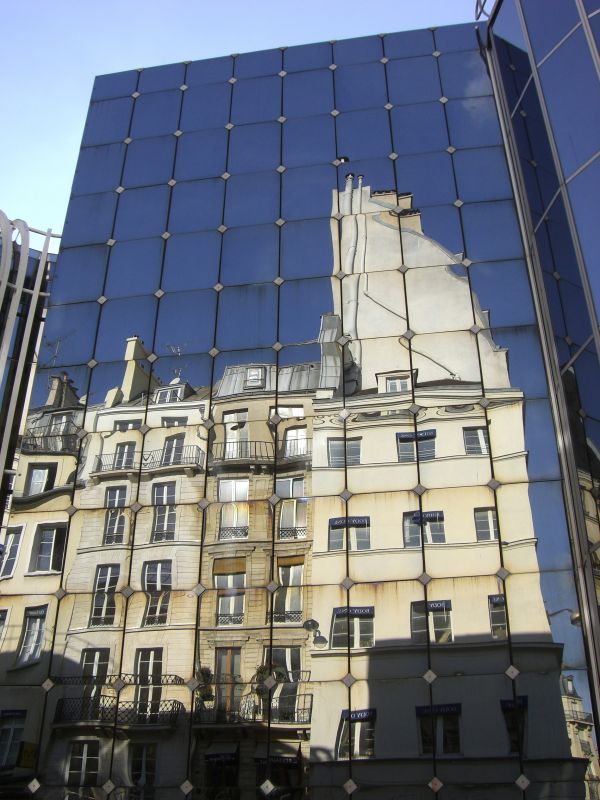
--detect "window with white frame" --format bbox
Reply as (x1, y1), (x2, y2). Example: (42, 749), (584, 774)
(16, 605), (47, 666)
(214, 559), (246, 625)
(244, 366), (266, 389)
(489, 594), (508, 639)
(264, 645), (302, 682)
(463, 426), (490, 455)
(104, 486), (126, 545)
(131, 743), (157, 795)
(142, 561), (172, 625)
(270, 406), (304, 419)
(0, 711), (25, 768)
(474, 507), (498, 541)
(386, 374), (411, 393)
(283, 427), (308, 458)
(0, 528), (22, 578)
(278, 497), (308, 540)
(328, 517), (370, 551)
(162, 416), (187, 428)
(114, 419), (141, 432)
(154, 386), (183, 404)
(25, 463), (57, 496)
(273, 560), (303, 623)
(152, 482), (176, 541)
(81, 649), (110, 699)
(276, 477), (304, 498)
(218, 479), (249, 538)
(28, 524), (67, 573)
(331, 607), (374, 648)
(328, 438), (361, 467)
(403, 511), (445, 548)
(0, 610), (7, 643)
(411, 600), (453, 644)
(67, 740), (99, 788)
(90, 565), (119, 626)
(417, 704), (461, 754)
(223, 410), (249, 460)
(114, 441), (136, 469)
(396, 430), (436, 462)
(337, 710), (376, 759)
(161, 433), (185, 466)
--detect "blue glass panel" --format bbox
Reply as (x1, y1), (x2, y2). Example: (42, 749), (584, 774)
(591, 11), (600, 53)
(174, 128), (228, 180)
(216, 284), (278, 350)
(333, 35), (382, 65)
(152, 352), (212, 391)
(130, 91), (181, 138)
(282, 165), (337, 220)
(336, 109), (391, 160)
(61, 192), (118, 248)
(394, 152), (455, 205)
(384, 29), (435, 59)
(95, 295), (157, 362)
(334, 63), (387, 111)
(391, 103), (448, 155)
(282, 115), (336, 168)
(154, 289), (216, 355)
(212, 348), (276, 390)
(280, 218), (333, 279)
(220, 225), (278, 285)
(461, 201), (523, 261)
(30, 365), (89, 408)
(489, 327), (548, 398)
(186, 56), (233, 86)
(104, 238), (163, 298)
(539, 29), (600, 176)
(469, 260), (536, 327)
(162, 231), (221, 291)
(122, 136), (175, 188)
(491, 0), (527, 49)
(433, 23), (478, 53)
(138, 62), (186, 93)
(438, 51), (492, 98)
(224, 172), (280, 227)
(529, 482), (576, 570)
(387, 57), (441, 105)
(453, 148), (512, 202)
(339, 159), (395, 192)
(113, 185), (170, 240)
(284, 42), (332, 72)
(280, 278), (334, 344)
(169, 180), (224, 234)
(51, 246), (107, 304)
(538, 195), (582, 285)
(92, 70), (138, 101)
(283, 70), (334, 117)
(85, 359), (146, 407)
(524, 399), (561, 478)
(446, 98), (503, 148)
(72, 143), (125, 195)
(180, 83), (231, 131)
(559, 279), (594, 345)
(583, 0), (600, 11)
(235, 49), (281, 78)
(230, 76), (281, 124)
(542, 272), (567, 341)
(419, 206), (463, 256)
(539, 570), (586, 667)
(39, 302), (100, 367)
(228, 122), (281, 173)
(573, 346), (600, 416)
(520, 0), (580, 61)
(568, 157), (600, 316)
(82, 98), (133, 146)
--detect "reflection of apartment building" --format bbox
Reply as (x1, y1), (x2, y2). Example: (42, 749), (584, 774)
(562, 675), (600, 800)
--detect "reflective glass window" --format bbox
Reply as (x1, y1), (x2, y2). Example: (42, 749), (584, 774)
(469, 260), (535, 327)
(394, 152), (455, 205)
(235, 49), (281, 79)
(446, 97), (503, 148)
(461, 201), (523, 261)
(216, 284), (278, 350)
(334, 63), (387, 111)
(384, 29), (435, 58)
(51, 246), (108, 304)
(186, 56), (232, 86)
(224, 172), (280, 227)
(95, 295), (157, 362)
(391, 103), (448, 155)
(282, 165), (336, 220)
(180, 83), (231, 131)
(113, 185), (170, 240)
(438, 51), (492, 99)
(154, 290), (216, 355)
(82, 98), (133, 147)
(228, 122), (280, 173)
(334, 35), (382, 65)
(104, 238), (163, 298)
(138, 63), (186, 93)
(453, 148), (512, 202)
(284, 42), (332, 72)
(567, 157), (600, 314)
(39, 303), (99, 367)
(230, 76), (281, 125)
(72, 143), (126, 195)
(387, 57), (441, 105)
(61, 192), (118, 248)
(280, 218), (333, 279)
(162, 231), (221, 291)
(279, 278), (333, 344)
(283, 115), (336, 168)
(122, 136), (175, 187)
(336, 109), (392, 160)
(92, 70), (137, 101)
(433, 23), (477, 52)
(174, 128), (228, 181)
(169, 179), (224, 234)
(520, 0), (580, 61)
(220, 225), (278, 285)
(130, 91), (181, 138)
(283, 70), (334, 117)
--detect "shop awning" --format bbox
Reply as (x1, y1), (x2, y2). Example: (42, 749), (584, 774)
(204, 742), (239, 763)
(254, 742), (300, 765)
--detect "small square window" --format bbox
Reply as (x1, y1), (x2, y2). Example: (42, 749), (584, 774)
(489, 595), (508, 639)
(474, 507), (498, 541)
(328, 438), (361, 467)
(403, 512), (445, 547)
(336, 711), (376, 759)
(417, 707), (460, 754)
(328, 517), (370, 551)
(29, 525), (67, 573)
(386, 374), (411, 393)
(411, 600), (453, 644)
(17, 606), (47, 666)
(244, 366), (266, 389)
(331, 608), (374, 648)
(463, 427), (490, 455)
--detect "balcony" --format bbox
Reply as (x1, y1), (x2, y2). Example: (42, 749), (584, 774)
(272, 610), (303, 624)
(565, 709), (594, 724)
(277, 439), (312, 465)
(141, 445), (204, 474)
(116, 699), (184, 727)
(216, 613), (244, 626)
(54, 695), (116, 725)
(218, 526), (249, 541)
(278, 527), (307, 540)
(91, 453), (140, 478)
(193, 693), (312, 725)
(209, 441), (275, 468)
(53, 696), (183, 728)
(21, 423), (80, 455)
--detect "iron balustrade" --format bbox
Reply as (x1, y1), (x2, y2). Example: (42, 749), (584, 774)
(54, 695), (116, 724)
(218, 526), (249, 540)
(565, 709), (594, 723)
(278, 527), (307, 540)
(278, 439), (312, 460)
(217, 613), (245, 626)
(54, 696), (184, 726)
(272, 610), (303, 624)
(210, 441), (275, 463)
(238, 693), (313, 724)
(141, 445), (204, 470)
(93, 453), (140, 473)
(116, 699), (183, 726)
(21, 422), (80, 455)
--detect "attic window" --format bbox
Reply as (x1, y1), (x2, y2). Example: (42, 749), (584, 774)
(154, 386), (183, 403)
(244, 367), (265, 389)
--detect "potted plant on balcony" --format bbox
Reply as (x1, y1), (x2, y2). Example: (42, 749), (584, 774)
(253, 664), (271, 696)
(197, 667), (215, 705)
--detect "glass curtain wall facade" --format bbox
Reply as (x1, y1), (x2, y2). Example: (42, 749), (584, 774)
(1, 15), (600, 800)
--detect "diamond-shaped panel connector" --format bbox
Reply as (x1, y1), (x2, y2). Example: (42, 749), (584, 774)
(112, 676), (126, 692)
(154, 289), (165, 299)
(106, 238), (116, 247)
(277, 116), (287, 123)
(193, 583), (206, 597)
(332, 158), (341, 167)
(54, 588), (66, 601)
(221, 172), (230, 180)
(77, 428), (87, 441)
(272, 342), (283, 351)
(165, 177), (175, 187)
(213, 282), (224, 292)
(343, 778), (358, 795)
(329, 64), (338, 70)
(174, 130), (183, 137)
(331, 109), (340, 117)
(380, 57), (389, 63)
(187, 678), (200, 691)
(338, 408), (350, 420)
(565, 335), (573, 345)
(398, 264), (409, 274)
(497, 566), (510, 581)
(225, 122), (234, 130)
(384, 102), (393, 110)
(340, 576), (355, 591)
(180, 780), (194, 796)
(453, 199), (464, 208)
(203, 418), (215, 429)
(103, 780), (115, 794)
(506, 664), (520, 680)
(161, 231), (171, 240)
(470, 324), (481, 334)
(88, 359), (99, 370)
(147, 352), (158, 363)
(423, 669), (437, 684)
(276, 165), (286, 174)
(115, 185), (125, 194)
(275, 218), (285, 227)
(409, 404), (421, 416)
(228, 77), (237, 84)
(270, 413), (281, 425)
(389, 152), (399, 160)
(132, 91), (140, 98)
(264, 675), (277, 690)
(413, 484), (427, 498)
(519, 109), (527, 118)
(131, 501), (142, 513)
(429, 777), (443, 793)
(333, 212), (344, 221)
(487, 479), (501, 491)
(137, 423), (149, 435)
(439, 96), (448, 104)
(337, 334), (351, 346)
(42, 678), (54, 692)
(121, 585), (134, 598)
(340, 489), (353, 501)
(515, 774), (530, 790)
(198, 498), (210, 510)
(273, 277), (284, 286)
(208, 347), (220, 357)
(402, 329), (415, 341)
(418, 572), (432, 586)
(180, 84), (188, 91)
(342, 673), (356, 688)
(530, 159), (538, 167)
(552, 270), (561, 280)
(446, 146), (456, 154)
(27, 778), (40, 794)
(278, 70), (287, 77)
(217, 225), (228, 234)
(124, 137), (133, 144)
(479, 397), (490, 408)
(267, 580), (279, 594)
(462, 257), (472, 267)
(260, 780), (275, 797)
(269, 494), (280, 506)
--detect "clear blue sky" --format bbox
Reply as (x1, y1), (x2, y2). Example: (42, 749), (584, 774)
(1, 0), (478, 246)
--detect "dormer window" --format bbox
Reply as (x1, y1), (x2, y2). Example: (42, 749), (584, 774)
(386, 374), (411, 393)
(154, 386), (183, 404)
(244, 366), (266, 389)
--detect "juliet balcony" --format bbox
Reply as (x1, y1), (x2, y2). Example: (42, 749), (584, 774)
(89, 445), (204, 481)
(193, 692), (313, 726)
(21, 422), (80, 456)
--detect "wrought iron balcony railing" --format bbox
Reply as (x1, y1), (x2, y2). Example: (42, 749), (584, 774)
(218, 526), (249, 540)
(238, 693), (313, 724)
(141, 445), (204, 471)
(565, 709), (594, 723)
(277, 439), (312, 461)
(54, 696), (116, 724)
(272, 610), (303, 624)
(116, 699), (184, 726)
(54, 696), (183, 726)
(216, 613), (244, 626)
(210, 441), (274, 464)
(93, 453), (139, 473)
(21, 422), (80, 455)
(278, 527), (307, 540)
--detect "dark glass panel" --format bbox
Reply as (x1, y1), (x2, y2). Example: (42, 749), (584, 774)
(169, 179), (224, 233)
(151, 352), (212, 392)
(281, 165), (337, 220)
(520, 0), (580, 61)
(122, 136), (176, 188)
(469, 260), (536, 327)
(538, 28), (600, 176)
(180, 83), (231, 131)
(538, 194), (582, 285)
(446, 97), (503, 148)
(154, 289), (216, 355)
(162, 231), (221, 291)
(336, 109), (392, 160)
(387, 56), (441, 105)
(573, 344), (600, 418)
(390, 103), (448, 154)
(228, 122), (281, 173)
(384, 29), (435, 58)
(454, 148), (512, 202)
(130, 90), (181, 138)
(138, 62), (186, 93)
(419, 205), (463, 257)
(61, 192), (118, 248)
(523, 399), (562, 480)
(216, 284), (278, 350)
(280, 218), (334, 279)
(82, 98), (133, 147)
(541, 271), (567, 342)
(72, 142), (126, 195)
(487, 326), (548, 398)
(591, 10), (600, 51)
(235, 48), (281, 78)
(230, 76), (281, 124)
(490, 0), (527, 49)
(438, 51), (492, 99)
(186, 56), (233, 86)
(282, 70), (334, 117)
(50, 246), (108, 304)
(284, 41), (332, 72)
(104, 238), (163, 298)
(560, 279), (594, 346)
(334, 63), (387, 111)
(279, 278), (334, 344)
(334, 35), (382, 65)
(174, 128), (228, 180)
(91, 70), (138, 101)
(86, 358), (148, 407)
(567, 157), (600, 316)
(433, 23), (478, 53)
(95, 295), (157, 363)
(29, 364), (89, 409)
(224, 172), (280, 227)
(282, 115), (336, 168)
(220, 225), (278, 285)
(394, 152), (456, 205)
(39, 302), (100, 367)
(113, 185), (170, 240)
(461, 201), (523, 261)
